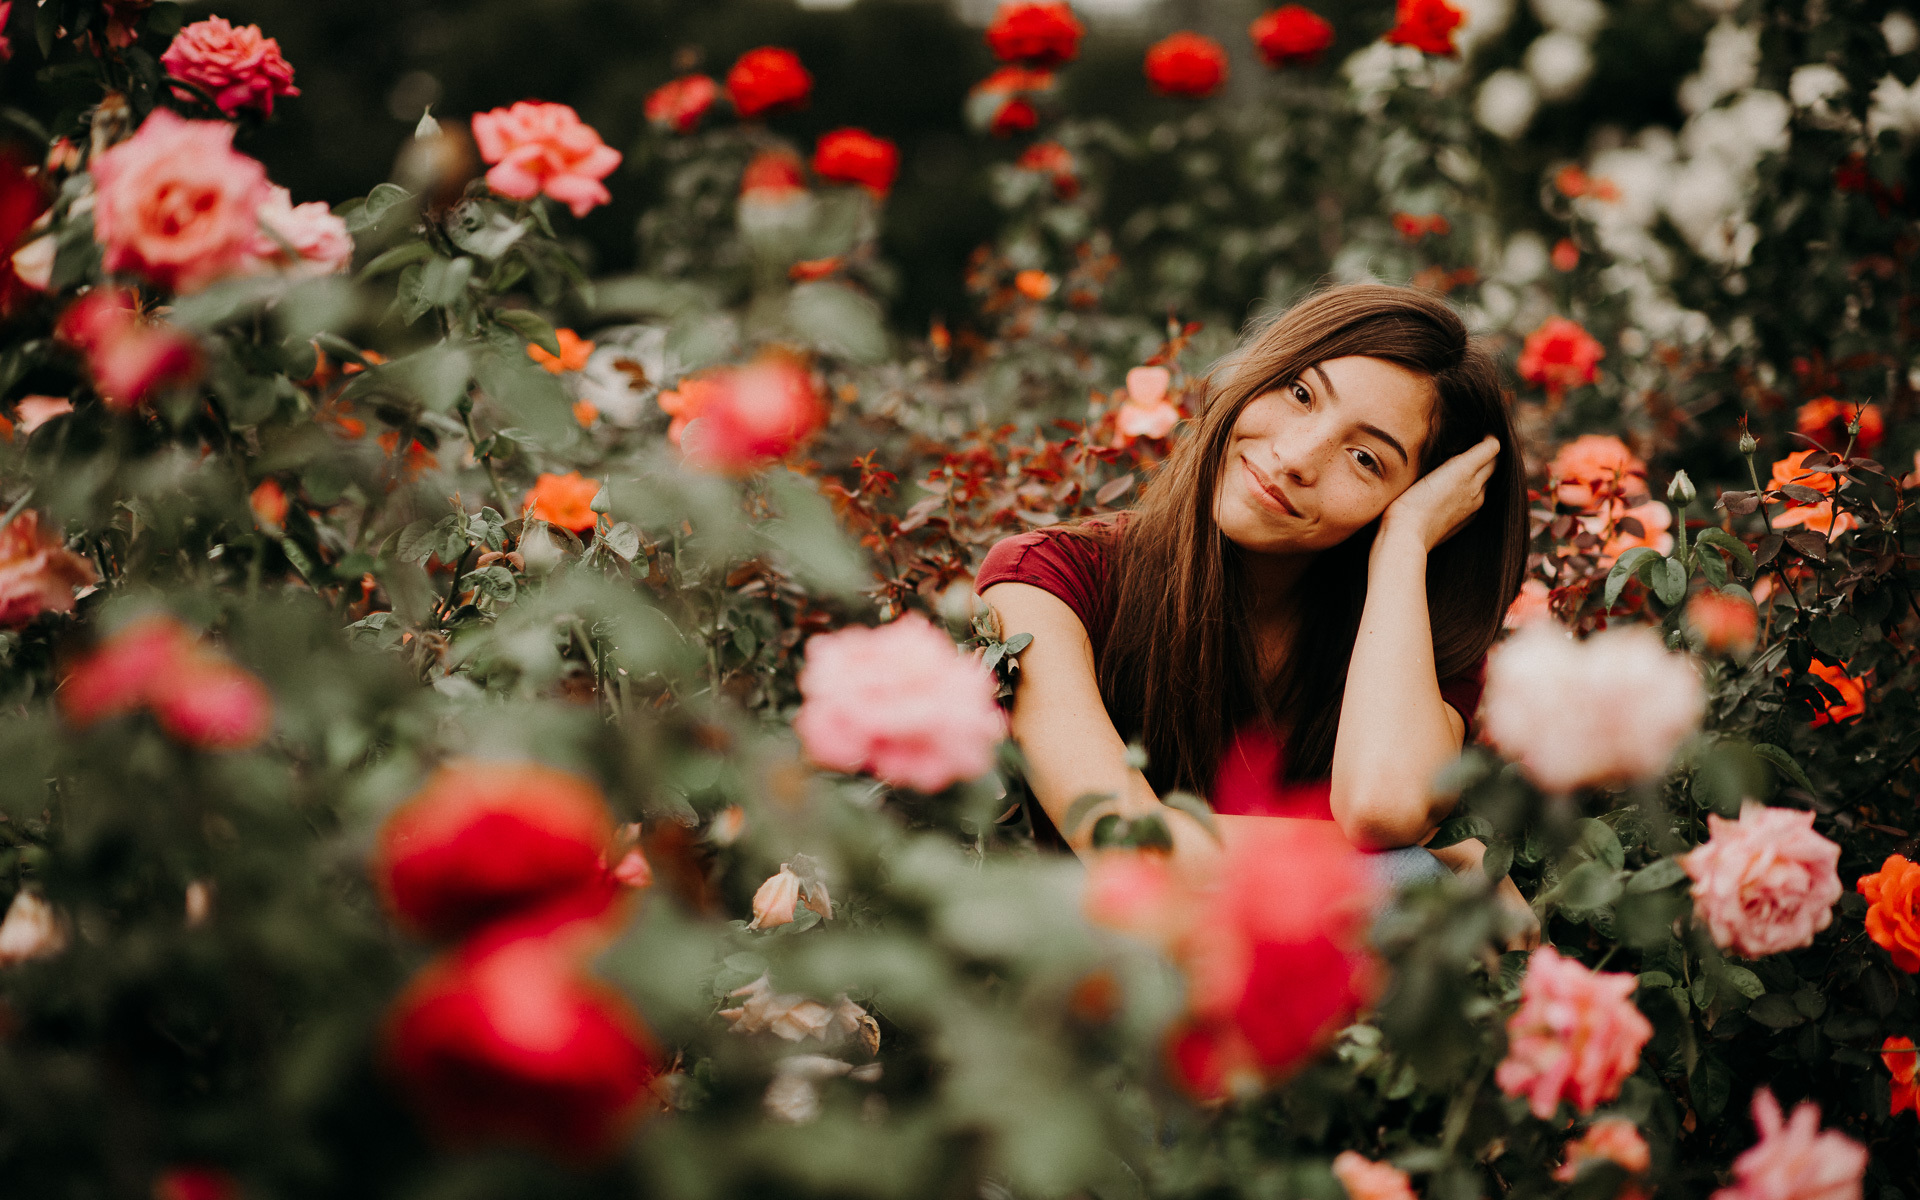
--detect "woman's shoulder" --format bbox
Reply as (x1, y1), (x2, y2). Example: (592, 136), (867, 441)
(975, 518), (1124, 652)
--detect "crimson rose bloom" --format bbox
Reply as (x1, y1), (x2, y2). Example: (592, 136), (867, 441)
(384, 927), (660, 1160)
(725, 47), (812, 119)
(1251, 5), (1335, 66)
(1384, 0), (1465, 56)
(1518, 315), (1605, 394)
(644, 74), (719, 134)
(373, 760), (619, 941)
(161, 16), (300, 118)
(985, 2), (1084, 67)
(1145, 33), (1228, 98)
(812, 128), (900, 195)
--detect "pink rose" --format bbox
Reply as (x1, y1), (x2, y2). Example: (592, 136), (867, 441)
(793, 613), (1007, 793)
(161, 16), (300, 118)
(0, 510), (99, 628)
(1684, 802), (1842, 958)
(251, 186), (353, 276)
(90, 109), (272, 293)
(12, 395), (74, 434)
(470, 101), (622, 218)
(1555, 1117), (1651, 1181)
(1480, 623), (1703, 793)
(1710, 1089), (1865, 1200)
(56, 288), (201, 410)
(1495, 946), (1652, 1119)
(60, 613), (274, 751)
(1331, 1152), (1417, 1200)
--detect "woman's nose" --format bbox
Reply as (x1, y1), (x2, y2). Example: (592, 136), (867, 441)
(1272, 425), (1334, 484)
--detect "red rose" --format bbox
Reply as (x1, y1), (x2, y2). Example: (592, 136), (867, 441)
(60, 614), (273, 751)
(725, 47), (812, 120)
(1016, 141), (1079, 197)
(56, 287), (200, 411)
(739, 148), (808, 198)
(1250, 5), (1335, 66)
(384, 929), (660, 1160)
(1795, 396), (1884, 452)
(1391, 212), (1450, 240)
(644, 74), (719, 134)
(968, 66), (1055, 136)
(991, 98), (1039, 136)
(812, 128), (900, 196)
(373, 760), (619, 941)
(1517, 315), (1604, 394)
(985, 2), (1084, 67)
(676, 355), (825, 474)
(1144, 32), (1229, 99)
(1383, 0), (1464, 57)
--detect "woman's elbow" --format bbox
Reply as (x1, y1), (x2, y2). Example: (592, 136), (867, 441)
(1331, 789), (1441, 851)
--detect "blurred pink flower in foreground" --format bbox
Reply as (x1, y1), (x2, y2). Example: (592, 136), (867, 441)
(60, 613), (273, 751)
(1331, 1151), (1416, 1200)
(251, 186), (353, 277)
(1496, 946), (1652, 1119)
(90, 109), (272, 293)
(162, 16), (299, 117)
(1503, 578), (1552, 628)
(794, 614), (1005, 792)
(1555, 1117), (1650, 1182)
(1684, 802), (1841, 958)
(1709, 1089), (1865, 1200)
(0, 510), (99, 628)
(1114, 365), (1181, 444)
(670, 357), (825, 473)
(1480, 623), (1702, 793)
(471, 101), (622, 218)
(56, 287), (201, 409)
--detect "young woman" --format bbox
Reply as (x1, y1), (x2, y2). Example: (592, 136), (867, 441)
(978, 285), (1536, 937)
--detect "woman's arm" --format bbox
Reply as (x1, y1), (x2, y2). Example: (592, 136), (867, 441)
(1329, 435), (1501, 849)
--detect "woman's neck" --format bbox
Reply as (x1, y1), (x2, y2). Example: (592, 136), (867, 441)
(1239, 547), (1314, 679)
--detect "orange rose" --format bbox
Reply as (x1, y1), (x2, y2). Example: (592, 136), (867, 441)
(1858, 855), (1920, 973)
(526, 328), (593, 375)
(1768, 449), (1857, 536)
(1794, 397), (1883, 452)
(1805, 659), (1866, 727)
(522, 471), (600, 533)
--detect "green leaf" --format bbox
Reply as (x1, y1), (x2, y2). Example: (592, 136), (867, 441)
(1483, 838), (1515, 882)
(1125, 814), (1174, 851)
(786, 282), (889, 363)
(1089, 814), (1124, 848)
(1752, 743), (1816, 795)
(1749, 994), (1806, 1028)
(1550, 860), (1622, 911)
(1575, 817), (1625, 871)
(1625, 857), (1688, 893)
(1162, 792), (1219, 842)
(359, 241), (432, 279)
(1604, 546), (1663, 608)
(1653, 556), (1688, 607)
(345, 183), (414, 233)
(1719, 963), (1766, 1000)
(1004, 632), (1033, 656)
(1427, 814), (1493, 849)
(1063, 791), (1115, 837)
(1809, 613), (1863, 660)
(1695, 528), (1755, 578)
(494, 307), (563, 357)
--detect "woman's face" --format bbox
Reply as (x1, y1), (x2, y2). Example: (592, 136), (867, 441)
(1213, 355), (1435, 554)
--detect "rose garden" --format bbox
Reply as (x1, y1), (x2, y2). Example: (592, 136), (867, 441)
(0, 0), (1917, 1197)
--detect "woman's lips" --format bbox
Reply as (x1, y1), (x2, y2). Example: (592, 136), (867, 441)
(1242, 457), (1301, 517)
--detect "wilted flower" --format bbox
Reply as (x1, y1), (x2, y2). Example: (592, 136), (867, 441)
(644, 74), (719, 134)
(1686, 590), (1759, 657)
(1708, 1089), (1865, 1200)
(985, 2), (1083, 67)
(0, 889), (68, 966)
(1882, 1037), (1917, 1117)
(1857, 853), (1920, 973)
(1384, 0), (1465, 56)
(725, 47), (812, 119)
(89, 109), (272, 293)
(748, 866), (802, 930)
(1144, 33), (1229, 98)
(1518, 316), (1605, 394)
(526, 328), (594, 375)
(793, 613), (1006, 792)
(676, 357), (826, 473)
(161, 16), (300, 117)
(1768, 450), (1857, 536)
(1250, 5), (1335, 67)
(812, 129), (900, 196)
(1331, 1152), (1416, 1200)
(1804, 660), (1866, 727)
(1496, 946), (1652, 1119)
(1555, 1117), (1651, 1182)
(720, 974), (874, 1045)
(251, 186), (354, 277)
(1481, 623), (1704, 793)
(56, 287), (201, 410)
(60, 614), (273, 751)
(1794, 397), (1883, 452)
(522, 471), (600, 534)
(470, 101), (621, 218)
(1684, 802), (1842, 958)
(0, 510), (99, 628)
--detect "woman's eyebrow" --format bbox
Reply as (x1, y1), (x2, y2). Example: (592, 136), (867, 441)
(1310, 364), (1411, 466)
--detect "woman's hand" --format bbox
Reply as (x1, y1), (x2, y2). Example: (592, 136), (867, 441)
(1377, 434), (1500, 554)
(1496, 874), (1542, 951)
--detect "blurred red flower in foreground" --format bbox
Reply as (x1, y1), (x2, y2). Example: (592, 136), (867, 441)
(672, 356), (826, 473)
(1145, 33), (1229, 98)
(985, 2), (1084, 67)
(1384, 0), (1465, 56)
(521, 471), (600, 533)
(61, 614), (273, 750)
(373, 760), (620, 942)
(161, 16), (300, 118)
(384, 927), (661, 1160)
(1884, 1036), (1918, 1116)
(470, 101), (621, 218)
(644, 74), (719, 134)
(1858, 853), (1920, 973)
(1794, 396), (1883, 452)
(725, 47), (812, 119)
(1251, 5), (1335, 66)
(1496, 946), (1651, 1119)
(152, 1167), (241, 1200)
(1518, 316), (1604, 394)
(56, 287), (201, 410)
(1685, 589), (1758, 658)
(1708, 1089), (1865, 1200)
(812, 128), (900, 196)
(1085, 817), (1377, 1099)
(0, 510), (99, 628)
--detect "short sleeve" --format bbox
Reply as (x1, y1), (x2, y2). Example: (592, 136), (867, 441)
(975, 527), (1116, 658)
(1439, 654), (1488, 741)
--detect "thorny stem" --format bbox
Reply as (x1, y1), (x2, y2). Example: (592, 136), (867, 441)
(438, 541), (476, 621)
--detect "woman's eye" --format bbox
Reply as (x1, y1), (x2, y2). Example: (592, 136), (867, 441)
(1290, 382), (1310, 405)
(1353, 448), (1382, 477)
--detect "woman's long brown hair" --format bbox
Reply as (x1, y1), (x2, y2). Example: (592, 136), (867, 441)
(1092, 283), (1527, 797)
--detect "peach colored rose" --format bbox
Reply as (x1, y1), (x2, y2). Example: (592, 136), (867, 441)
(1549, 434), (1646, 512)
(1683, 802), (1842, 958)
(89, 109), (272, 293)
(1581, 498), (1673, 565)
(793, 613), (1006, 793)
(1495, 946), (1652, 1119)
(748, 867), (802, 930)
(161, 16), (299, 117)
(470, 101), (621, 218)
(1857, 853), (1920, 973)
(1555, 1117), (1651, 1181)
(719, 974), (871, 1044)
(1709, 1089), (1864, 1200)
(1331, 1152), (1416, 1200)
(1504, 578), (1552, 628)
(1768, 450), (1857, 536)
(0, 890), (67, 966)
(0, 510), (99, 627)
(252, 186), (353, 277)
(1687, 590), (1759, 657)
(1113, 365), (1180, 444)
(1480, 623), (1704, 793)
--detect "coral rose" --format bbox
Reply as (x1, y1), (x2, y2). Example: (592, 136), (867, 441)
(1496, 946), (1652, 1119)
(1884, 1036), (1918, 1116)
(56, 287), (200, 410)
(793, 613), (1007, 793)
(249, 479), (288, 532)
(1393, 212), (1451, 240)
(985, 2), (1084, 67)
(676, 357), (826, 474)
(644, 74), (719, 134)
(252, 186), (353, 277)
(1686, 590), (1759, 657)
(372, 760), (618, 941)
(161, 16), (299, 118)
(1145, 33), (1229, 98)
(812, 128), (900, 196)
(89, 109), (272, 293)
(1331, 1152), (1416, 1200)
(522, 471), (600, 534)
(1519, 316), (1605, 394)
(1251, 6), (1336, 67)
(11, 396), (73, 435)
(0, 510), (99, 628)
(1480, 622), (1704, 793)
(470, 101), (621, 218)
(1857, 853), (1920, 973)
(1804, 659), (1866, 727)
(1768, 450), (1856, 536)
(1555, 1118), (1651, 1181)
(526, 328), (593, 375)
(1794, 397), (1883, 452)
(60, 614), (272, 751)
(384, 929), (660, 1161)
(1549, 434), (1646, 513)
(969, 66), (1056, 136)
(1709, 1089), (1865, 1200)
(1385, 0), (1465, 56)
(725, 47), (812, 119)
(1683, 801), (1842, 958)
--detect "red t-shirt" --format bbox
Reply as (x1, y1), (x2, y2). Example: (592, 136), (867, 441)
(976, 525), (1487, 822)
